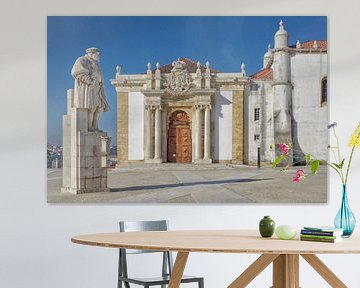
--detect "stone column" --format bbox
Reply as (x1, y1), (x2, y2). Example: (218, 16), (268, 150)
(204, 104), (211, 161)
(154, 105), (162, 161)
(144, 105), (152, 160)
(194, 105), (202, 161)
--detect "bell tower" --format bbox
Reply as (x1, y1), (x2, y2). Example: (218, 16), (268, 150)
(272, 20), (293, 162)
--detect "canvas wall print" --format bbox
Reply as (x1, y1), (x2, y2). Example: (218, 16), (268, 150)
(47, 16), (328, 203)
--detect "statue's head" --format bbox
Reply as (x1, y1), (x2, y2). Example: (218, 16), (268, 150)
(86, 47), (100, 62)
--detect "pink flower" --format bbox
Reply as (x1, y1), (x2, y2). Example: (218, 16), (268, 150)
(293, 169), (305, 183)
(279, 143), (289, 155)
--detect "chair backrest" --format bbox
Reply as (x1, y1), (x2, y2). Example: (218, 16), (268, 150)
(119, 220), (169, 254)
(118, 220), (173, 281)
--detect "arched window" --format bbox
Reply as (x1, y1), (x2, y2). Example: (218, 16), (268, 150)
(321, 77), (327, 106)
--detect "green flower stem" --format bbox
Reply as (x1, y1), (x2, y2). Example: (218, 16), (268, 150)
(327, 163), (345, 184)
(345, 146), (355, 186)
(330, 147), (339, 164)
(332, 127), (345, 182)
(344, 130), (360, 185)
(333, 127), (342, 163)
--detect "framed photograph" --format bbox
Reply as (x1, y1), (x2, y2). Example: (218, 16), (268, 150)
(47, 16), (328, 203)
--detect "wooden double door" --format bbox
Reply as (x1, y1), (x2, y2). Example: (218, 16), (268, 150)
(167, 111), (192, 163)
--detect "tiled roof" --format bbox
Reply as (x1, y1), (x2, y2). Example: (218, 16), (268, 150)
(251, 68), (273, 80)
(152, 58), (220, 74)
(290, 40), (327, 49)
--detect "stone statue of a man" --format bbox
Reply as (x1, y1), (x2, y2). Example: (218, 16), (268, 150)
(71, 47), (109, 131)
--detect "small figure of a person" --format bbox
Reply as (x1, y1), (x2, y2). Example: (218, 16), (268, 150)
(71, 47), (109, 131)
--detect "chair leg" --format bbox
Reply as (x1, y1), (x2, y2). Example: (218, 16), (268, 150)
(199, 278), (204, 288)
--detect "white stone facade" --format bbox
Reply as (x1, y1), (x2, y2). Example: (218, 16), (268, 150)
(128, 92), (144, 160)
(291, 52), (328, 162)
(245, 21), (327, 165)
(112, 21), (327, 166)
(213, 90), (233, 161)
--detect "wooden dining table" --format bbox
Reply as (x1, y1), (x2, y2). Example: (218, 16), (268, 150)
(71, 230), (360, 288)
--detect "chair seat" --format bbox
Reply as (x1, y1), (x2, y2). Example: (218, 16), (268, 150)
(119, 274), (203, 286)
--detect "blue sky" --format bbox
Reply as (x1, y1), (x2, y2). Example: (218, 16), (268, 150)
(47, 16), (327, 145)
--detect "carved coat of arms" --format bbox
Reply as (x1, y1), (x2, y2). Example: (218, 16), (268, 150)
(165, 59), (192, 96)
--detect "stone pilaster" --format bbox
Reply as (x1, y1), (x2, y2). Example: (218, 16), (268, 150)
(232, 89), (244, 163)
(204, 104), (212, 162)
(154, 105), (162, 161)
(117, 91), (128, 164)
(144, 105), (152, 160)
(161, 107), (168, 162)
(194, 105), (202, 162)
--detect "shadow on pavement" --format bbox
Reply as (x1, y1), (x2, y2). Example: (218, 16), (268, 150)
(110, 178), (273, 193)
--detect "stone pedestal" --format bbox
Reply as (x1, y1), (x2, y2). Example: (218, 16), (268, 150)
(61, 89), (109, 194)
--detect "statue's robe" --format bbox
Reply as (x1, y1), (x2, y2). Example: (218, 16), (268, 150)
(71, 56), (109, 111)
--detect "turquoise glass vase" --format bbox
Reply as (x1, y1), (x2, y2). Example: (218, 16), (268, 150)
(334, 185), (356, 237)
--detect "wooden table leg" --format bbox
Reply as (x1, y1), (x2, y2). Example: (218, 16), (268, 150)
(228, 254), (279, 288)
(168, 252), (189, 288)
(272, 254), (299, 288)
(301, 254), (347, 288)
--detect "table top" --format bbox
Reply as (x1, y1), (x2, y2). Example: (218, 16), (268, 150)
(71, 230), (360, 254)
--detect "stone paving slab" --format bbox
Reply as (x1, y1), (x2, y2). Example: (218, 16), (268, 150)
(47, 164), (327, 203)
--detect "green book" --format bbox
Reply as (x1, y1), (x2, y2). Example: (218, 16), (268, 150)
(300, 234), (340, 240)
(300, 235), (342, 243)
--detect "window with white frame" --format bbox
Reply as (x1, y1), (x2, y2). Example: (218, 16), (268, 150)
(254, 134), (260, 141)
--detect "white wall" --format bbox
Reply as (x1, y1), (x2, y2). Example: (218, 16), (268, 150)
(291, 53), (328, 161)
(213, 90), (232, 161)
(246, 85), (263, 164)
(128, 92), (144, 160)
(246, 82), (274, 164)
(2, 1), (360, 288)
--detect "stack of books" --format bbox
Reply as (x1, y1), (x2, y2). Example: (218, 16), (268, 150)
(300, 226), (344, 243)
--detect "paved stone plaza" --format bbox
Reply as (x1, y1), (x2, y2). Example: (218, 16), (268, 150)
(47, 164), (327, 203)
